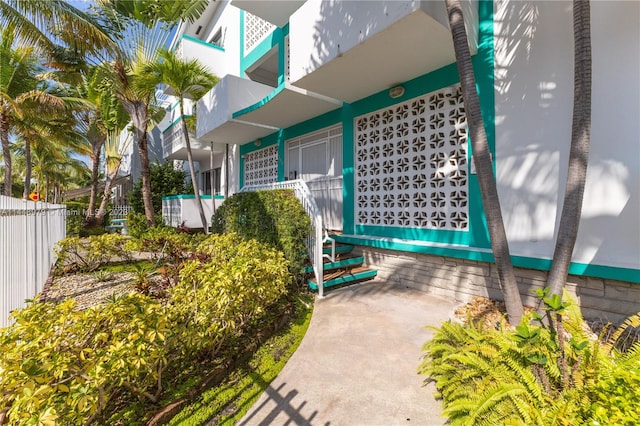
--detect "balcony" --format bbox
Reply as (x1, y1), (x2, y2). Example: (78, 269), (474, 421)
(232, 83), (342, 129)
(196, 75), (280, 144)
(231, 0), (305, 26)
(172, 35), (228, 81)
(162, 121), (226, 162)
(288, 0), (478, 103)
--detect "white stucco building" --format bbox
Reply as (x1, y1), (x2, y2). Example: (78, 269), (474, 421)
(160, 0), (640, 321)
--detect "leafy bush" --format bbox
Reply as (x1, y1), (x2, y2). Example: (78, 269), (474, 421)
(0, 294), (171, 424)
(126, 211), (166, 238)
(62, 201), (87, 236)
(419, 290), (640, 425)
(126, 226), (204, 265)
(1, 233), (292, 424)
(54, 234), (132, 273)
(129, 163), (188, 216)
(211, 190), (311, 279)
(169, 233), (290, 359)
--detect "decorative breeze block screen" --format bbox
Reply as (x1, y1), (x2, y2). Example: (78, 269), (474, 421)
(244, 145), (278, 186)
(244, 12), (275, 53)
(354, 85), (469, 230)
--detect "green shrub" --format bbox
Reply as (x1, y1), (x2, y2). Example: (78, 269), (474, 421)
(0, 294), (171, 424)
(62, 201), (87, 236)
(126, 226), (204, 265)
(419, 291), (640, 425)
(169, 233), (290, 359)
(55, 234), (132, 273)
(126, 211), (165, 239)
(129, 163), (188, 216)
(211, 190), (311, 279)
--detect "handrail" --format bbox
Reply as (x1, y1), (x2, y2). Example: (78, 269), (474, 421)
(240, 179), (333, 297)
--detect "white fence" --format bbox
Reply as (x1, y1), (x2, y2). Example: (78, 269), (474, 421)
(0, 196), (66, 328)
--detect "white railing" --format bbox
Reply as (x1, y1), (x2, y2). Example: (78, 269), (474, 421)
(0, 196), (67, 327)
(240, 179), (334, 297)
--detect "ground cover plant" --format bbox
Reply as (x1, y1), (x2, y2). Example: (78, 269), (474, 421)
(420, 289), (640, 425)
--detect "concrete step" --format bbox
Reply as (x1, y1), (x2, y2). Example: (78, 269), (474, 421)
(304, 254), (364, 274)
(308, 266), (378, 290)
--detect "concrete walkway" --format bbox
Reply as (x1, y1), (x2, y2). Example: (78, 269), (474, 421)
(238, 281), (458, 426)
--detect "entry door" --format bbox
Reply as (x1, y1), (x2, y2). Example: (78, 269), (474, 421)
(286, 126), (343, 231)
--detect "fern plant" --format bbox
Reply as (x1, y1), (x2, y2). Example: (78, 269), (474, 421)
(419, 290), (625, 425)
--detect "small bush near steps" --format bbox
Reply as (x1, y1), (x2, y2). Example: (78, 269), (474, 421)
(419, 289), (640, 425)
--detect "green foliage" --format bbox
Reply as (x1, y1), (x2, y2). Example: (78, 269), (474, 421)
(420, 290), (640, 426)
(1, 233), (295, 424)
(55, 234), (133, 273)
(126, 226), (204, 264)
(168, 294), (313, 426)
(211, 190), (311, 280)
(129, 163), (188, 216)
(0, 294), (171, 424)
(63, 201), (88, 236)
(169, 233), (290, 359)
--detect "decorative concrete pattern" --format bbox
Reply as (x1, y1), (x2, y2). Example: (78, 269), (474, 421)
(355, 84), (468, 230)
(244, 12), (275, 53)
(244, 145), (278, 186)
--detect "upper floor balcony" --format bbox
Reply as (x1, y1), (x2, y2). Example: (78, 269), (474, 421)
(196, 75), (280, 144)
(163, 117), (227, 162)
(288, 0), (478, 103)
(172, 35), (228, 83)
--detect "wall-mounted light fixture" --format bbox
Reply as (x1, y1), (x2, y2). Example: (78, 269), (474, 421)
(389, 85), (405, 99)
(254, 139), (261, 147)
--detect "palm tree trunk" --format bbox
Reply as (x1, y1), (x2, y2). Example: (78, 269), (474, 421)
(97, 156), (124, 223)
(547, 0), (591, 297)
(22, 140), (32, 199)
(180, 103), (208, 233)
(445, 0), (523, 324)
(1, 111), (12, 196)
(125, 101), (156, 227)
(86, 138), (105, 223)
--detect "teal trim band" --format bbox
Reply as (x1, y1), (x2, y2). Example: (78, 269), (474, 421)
(232, 84), (286, 118)
(356, 225), (470, 245)
(334, 234), (640, 284)
(162, 194), (225, 200)
(342, 103), (355, 234)
(161, 115), (192, 134)
(181, 34), (225, 51)
(168, 100), (180, 111)
(241, 24), (283, 76)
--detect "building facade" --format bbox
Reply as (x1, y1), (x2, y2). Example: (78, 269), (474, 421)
(162, 0), (640, 321)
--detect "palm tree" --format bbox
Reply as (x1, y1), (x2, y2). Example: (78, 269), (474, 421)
(0, 28), (39, 196)
(94, 0), (208, 227)
(140, 49), (218, 231)
(546, 1), (592, 297)
(445, 0), (524, 324)
(0, 0), (115, 57)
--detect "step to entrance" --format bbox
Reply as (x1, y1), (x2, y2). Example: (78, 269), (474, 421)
(304, 254), (365, 274)
(323, 243), (355, 256)
(307, 266), (378, 290)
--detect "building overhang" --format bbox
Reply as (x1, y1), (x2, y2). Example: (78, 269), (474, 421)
(231, 0), (305, 26)
(232, 83), (342, 129)
(289, 1), (478, 103)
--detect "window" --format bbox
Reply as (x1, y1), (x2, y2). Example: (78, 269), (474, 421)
(202, 168), (221, 195)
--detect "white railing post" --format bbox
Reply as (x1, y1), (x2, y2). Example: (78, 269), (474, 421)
(240, 179), (332, 297)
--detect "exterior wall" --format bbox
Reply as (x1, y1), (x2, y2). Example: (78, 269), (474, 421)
(494, 0), (640, 272)
(358, 246), (638, 324)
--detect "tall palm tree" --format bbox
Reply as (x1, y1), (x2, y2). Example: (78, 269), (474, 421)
(95, 0), (208, 227)
(445, 0), (524, 324)
(546, 1), (592, 297)
(0, 28), (39, 196)
(140, 49), (218, 231)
